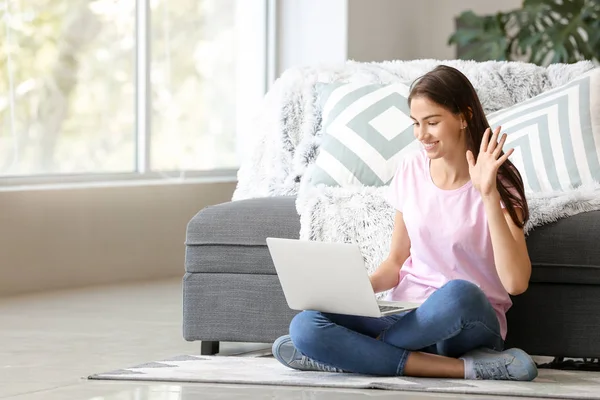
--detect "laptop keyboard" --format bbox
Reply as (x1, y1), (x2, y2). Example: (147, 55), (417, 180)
(379, 305), (404, 313)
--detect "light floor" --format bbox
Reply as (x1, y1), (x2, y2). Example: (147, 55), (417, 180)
(1, 278), (551, 400)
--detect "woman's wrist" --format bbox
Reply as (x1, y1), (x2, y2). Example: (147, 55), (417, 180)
(481, 189), (501, 205)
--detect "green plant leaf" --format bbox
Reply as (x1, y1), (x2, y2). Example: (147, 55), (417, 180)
(450, 10), (513, 61)
(518, 0), (598, 65)
(449, 0), (599, 65)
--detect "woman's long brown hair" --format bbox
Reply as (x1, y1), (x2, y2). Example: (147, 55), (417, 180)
(408, 65), (529, 228)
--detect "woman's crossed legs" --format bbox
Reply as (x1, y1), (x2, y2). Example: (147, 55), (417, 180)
(273, 279), (537, 380)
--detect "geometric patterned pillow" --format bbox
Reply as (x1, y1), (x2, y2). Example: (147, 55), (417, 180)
(304, 82), (420, 187)
(487, 68), (600, 193)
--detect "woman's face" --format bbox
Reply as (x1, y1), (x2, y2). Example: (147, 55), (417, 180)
(409, 96), (467, 160)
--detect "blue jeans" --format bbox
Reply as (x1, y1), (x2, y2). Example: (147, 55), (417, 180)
(288, 279), (504, 376)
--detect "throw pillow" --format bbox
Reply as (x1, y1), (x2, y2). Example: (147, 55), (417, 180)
(488, 68), (600, 193)
(305, 82), (420, 187)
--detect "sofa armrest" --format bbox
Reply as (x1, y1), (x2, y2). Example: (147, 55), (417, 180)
(186, 196), (300, 246)
(183, 196), (300, 342)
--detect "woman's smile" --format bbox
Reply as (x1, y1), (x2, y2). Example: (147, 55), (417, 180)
(422, 141), (439, 151)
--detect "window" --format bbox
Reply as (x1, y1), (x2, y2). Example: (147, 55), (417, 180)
(0, 0), (268, 179)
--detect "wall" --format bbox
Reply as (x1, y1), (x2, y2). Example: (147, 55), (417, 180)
(0, 180), (235, 296)
(276, 0), (348, 76)
(277, 0), (524, 72)
(347, 0), (422, 61)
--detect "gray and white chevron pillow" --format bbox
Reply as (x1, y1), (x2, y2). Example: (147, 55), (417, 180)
(488, 68), (600, 193)
(305, 82), (420, 187)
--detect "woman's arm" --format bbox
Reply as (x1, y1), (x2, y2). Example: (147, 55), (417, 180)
(370, 211), (411, 293)
(467, 127), (531, 296)
(482, 191), (531, 296)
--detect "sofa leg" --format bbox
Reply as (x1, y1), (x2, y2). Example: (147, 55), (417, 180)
(201, 341), (219, 356)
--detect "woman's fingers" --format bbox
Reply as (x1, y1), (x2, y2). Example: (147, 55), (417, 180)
(497, 147), (514, 166)
(493, 133), (508, 158)
(487, 126), (501, 153)
(481, 128), (491, 153)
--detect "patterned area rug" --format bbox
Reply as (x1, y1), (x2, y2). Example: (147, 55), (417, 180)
(89, 355), (600, 399)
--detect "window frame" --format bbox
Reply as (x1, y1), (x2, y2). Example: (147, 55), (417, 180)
(0, 0), (274, 187)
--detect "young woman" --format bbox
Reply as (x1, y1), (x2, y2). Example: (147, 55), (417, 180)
(271, 65), (538, 381)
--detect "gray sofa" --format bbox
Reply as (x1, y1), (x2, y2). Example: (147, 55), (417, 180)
(183, 196), (600, 359)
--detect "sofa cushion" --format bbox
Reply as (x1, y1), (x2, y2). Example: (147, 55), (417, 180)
(488, 68), (600, 193)
(505, 282), (600, 357)
(306, 82), (420, 187)
(527, 210), (600, 284)
(185, 196), (299, 274)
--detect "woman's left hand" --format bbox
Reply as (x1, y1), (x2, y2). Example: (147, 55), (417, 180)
(466, 126), (514, 197)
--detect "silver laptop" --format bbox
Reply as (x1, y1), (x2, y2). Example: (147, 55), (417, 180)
(266, 237), (421, 317)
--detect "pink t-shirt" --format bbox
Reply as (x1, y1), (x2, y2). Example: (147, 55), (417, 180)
(386, 149), (512, 339)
